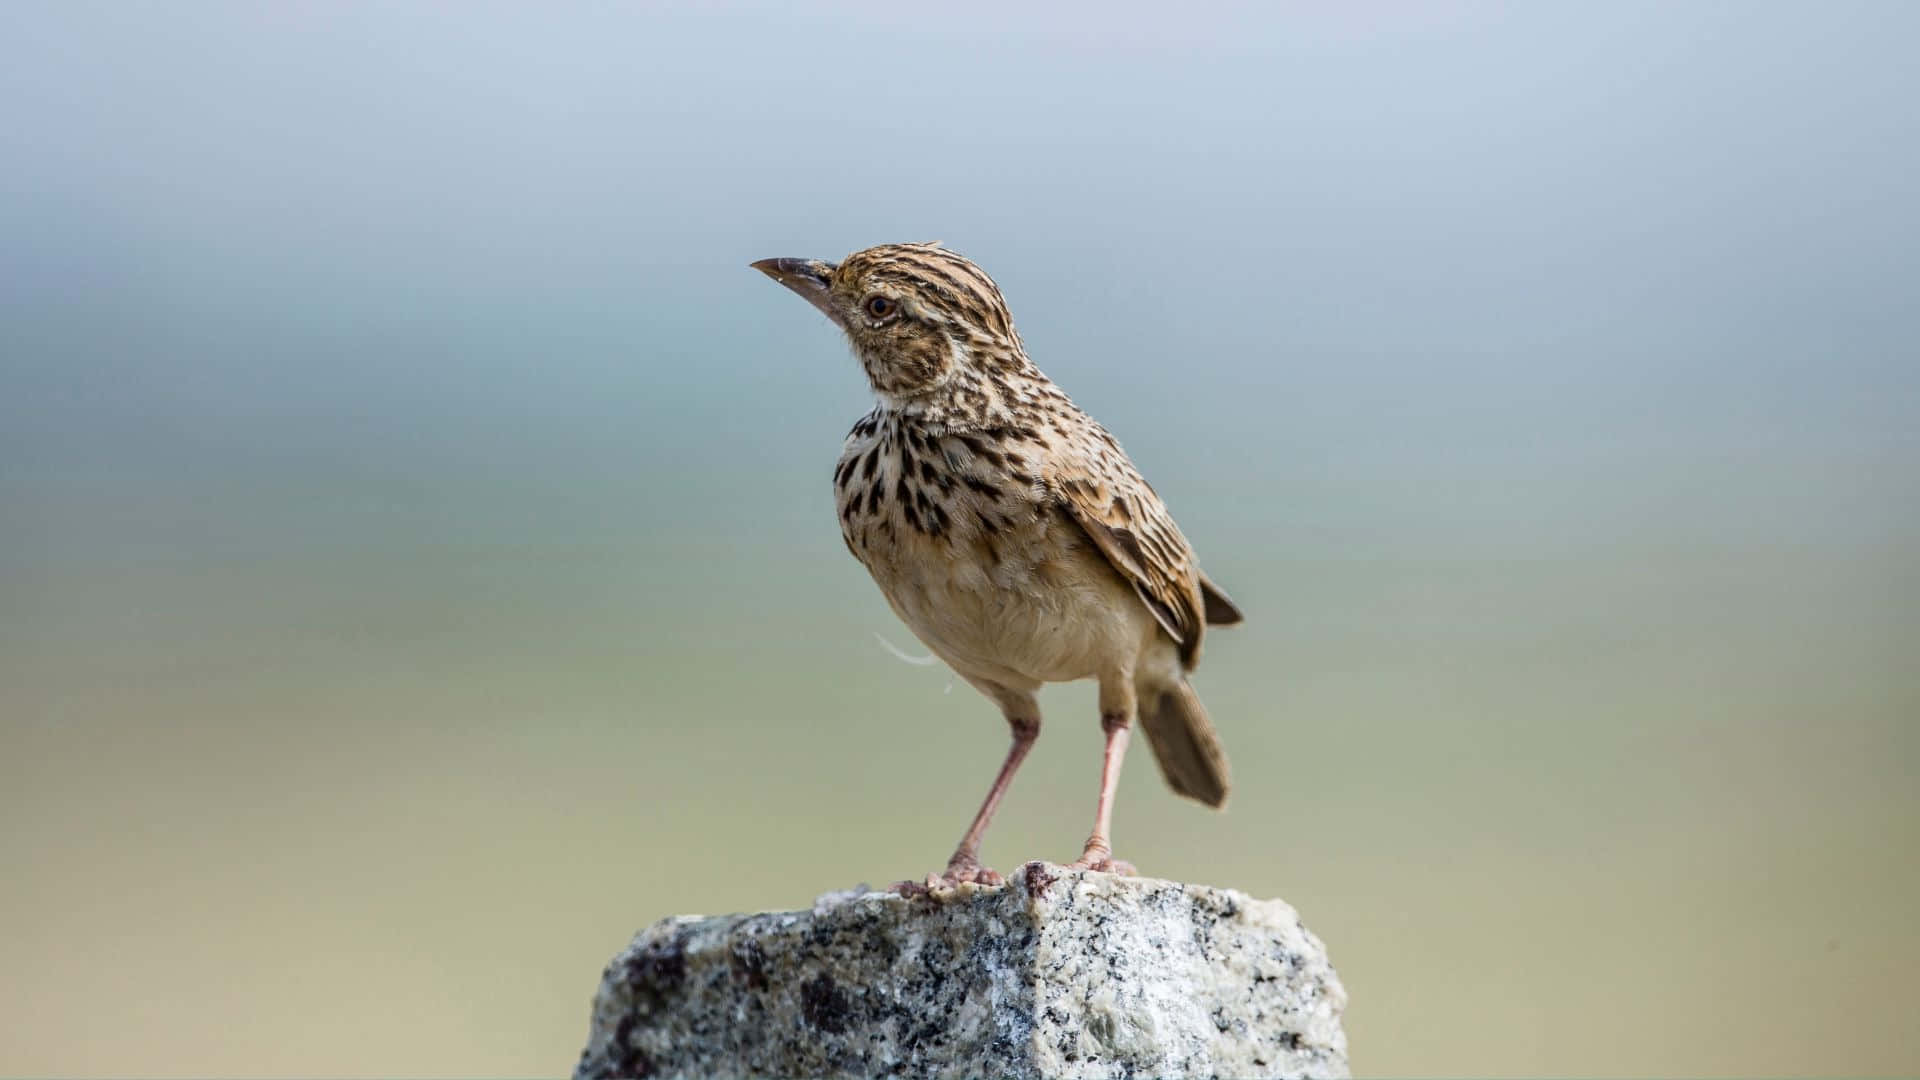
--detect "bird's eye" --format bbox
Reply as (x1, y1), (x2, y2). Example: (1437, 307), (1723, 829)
(864, 295), (896, 319)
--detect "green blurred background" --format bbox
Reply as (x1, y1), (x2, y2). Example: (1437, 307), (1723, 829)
(3, 2), (1916, 1076)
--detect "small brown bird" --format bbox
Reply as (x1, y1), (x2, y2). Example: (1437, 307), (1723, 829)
(753, 242), (1242, 887)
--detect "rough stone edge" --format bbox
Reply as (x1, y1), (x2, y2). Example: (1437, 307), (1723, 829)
(578, 866), (1348, 1079)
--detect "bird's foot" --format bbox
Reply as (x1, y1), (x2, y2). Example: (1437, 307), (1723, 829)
(891, 853), (1004, 896)
(1064, 841), (1137, 876)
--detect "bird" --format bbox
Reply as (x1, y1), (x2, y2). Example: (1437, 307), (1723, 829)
(752, 242), (1243, 888)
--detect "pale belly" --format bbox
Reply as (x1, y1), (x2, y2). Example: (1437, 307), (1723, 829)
(864, 527), (1159, 690)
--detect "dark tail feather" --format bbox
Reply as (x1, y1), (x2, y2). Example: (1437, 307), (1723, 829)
(1138, 680), (1230, 809)
(1199, 572), (1243, 626)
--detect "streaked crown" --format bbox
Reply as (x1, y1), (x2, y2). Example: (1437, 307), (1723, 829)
(753, 242), (1031, 400)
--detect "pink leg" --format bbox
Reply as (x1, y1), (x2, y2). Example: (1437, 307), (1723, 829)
(1067, 693), (1138, 875)
(943, 716), (1039, 883)
(895, 699), (1040, 894)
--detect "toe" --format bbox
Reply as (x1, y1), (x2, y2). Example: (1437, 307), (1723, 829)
(964, 865), (1005, 886)
(1064, 850), (1137, 876)
(943, 854), (1004, 887)
(889, 873), (946, 897)
(895, 862), (1006, 894)
(945, 863), (1004, 887)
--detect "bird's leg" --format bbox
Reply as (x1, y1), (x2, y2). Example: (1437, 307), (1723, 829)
(1067, 679), (1138, 875)
(895, 690), (1040, 894)
(940, 714), (1039, 886)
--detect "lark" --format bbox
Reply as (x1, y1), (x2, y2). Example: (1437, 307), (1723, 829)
(753, 242), (1243, 887)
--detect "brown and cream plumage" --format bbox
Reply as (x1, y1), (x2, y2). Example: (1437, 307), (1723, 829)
(753, 242), (1243, 886)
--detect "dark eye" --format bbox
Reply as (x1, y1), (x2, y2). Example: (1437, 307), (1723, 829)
(864, 295), (895, 318)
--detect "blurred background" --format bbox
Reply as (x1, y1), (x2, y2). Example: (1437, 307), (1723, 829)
(3, 2), (1916, 1076)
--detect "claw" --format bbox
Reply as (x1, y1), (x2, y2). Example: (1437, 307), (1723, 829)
(888, 874), (936, 898)
(1064, 845), (1137, 876)
(951, 863), (1005, 886)
(1063, 856), (1137, 875)
(889, 858), (1005, 896)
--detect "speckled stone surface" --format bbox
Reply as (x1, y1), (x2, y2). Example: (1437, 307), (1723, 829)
(575, 864), (1347, 1079)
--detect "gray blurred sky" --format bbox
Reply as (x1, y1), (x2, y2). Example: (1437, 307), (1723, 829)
(5, 2), (1916, 568)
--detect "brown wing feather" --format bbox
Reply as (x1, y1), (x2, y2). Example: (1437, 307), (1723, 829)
(1045, 436), (1211, 669)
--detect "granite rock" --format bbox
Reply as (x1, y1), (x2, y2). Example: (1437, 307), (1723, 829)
(575, 864), (1348, 1079)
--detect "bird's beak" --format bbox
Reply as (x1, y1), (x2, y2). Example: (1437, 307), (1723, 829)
(751, 257), (843, 327)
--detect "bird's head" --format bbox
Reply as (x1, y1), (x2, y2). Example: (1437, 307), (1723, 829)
(752, 242), (1026, 402)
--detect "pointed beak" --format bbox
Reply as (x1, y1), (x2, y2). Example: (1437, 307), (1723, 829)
(751, 257), (843, 327)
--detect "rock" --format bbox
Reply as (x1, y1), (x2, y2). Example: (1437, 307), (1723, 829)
(575, 864), (1348, 1079)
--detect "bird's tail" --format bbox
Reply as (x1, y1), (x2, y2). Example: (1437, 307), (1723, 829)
(1138, 679), (1230, 809)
